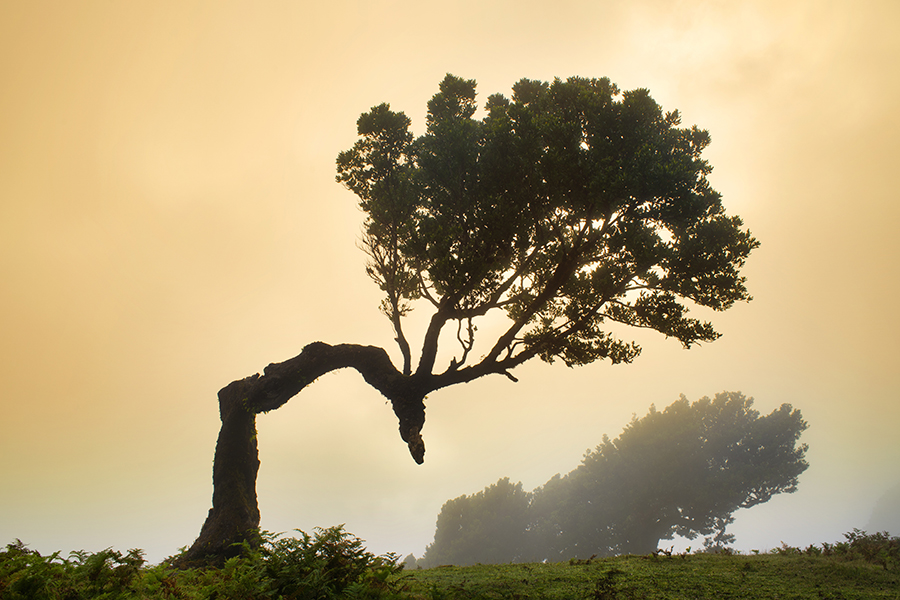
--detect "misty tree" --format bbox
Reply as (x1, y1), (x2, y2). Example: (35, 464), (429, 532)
(423, 393), (808, 564)
(177, 74), (758, 566)
(531, 392), (809, 558)
(423, 478), (531, 567)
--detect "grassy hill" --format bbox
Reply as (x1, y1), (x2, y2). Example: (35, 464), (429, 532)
(403, 553), (899, 599)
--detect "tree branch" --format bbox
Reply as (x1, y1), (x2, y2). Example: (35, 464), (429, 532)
(239, 341), (428, 463)
(390, 304), (413, 376)
(482, 251), (580, 364)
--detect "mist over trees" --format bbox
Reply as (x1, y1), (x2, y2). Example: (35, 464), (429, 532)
(422, 392), (809, 566)
(426, 478), (532, 566)
(178, 74), (757, 566)
(867, 482), (900, 536)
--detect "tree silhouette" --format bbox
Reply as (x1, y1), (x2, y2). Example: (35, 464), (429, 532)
(177, 75), (758, 566)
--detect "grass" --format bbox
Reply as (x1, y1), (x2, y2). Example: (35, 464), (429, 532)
(2, 529), (898, 599)
(402, 553), (900, 599)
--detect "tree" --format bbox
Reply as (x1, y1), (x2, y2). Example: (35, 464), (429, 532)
(177, 74), (758, 566)
(423, 392), (808, 564)
(422, 478), (531, 567)
(534, 392), (809, 558)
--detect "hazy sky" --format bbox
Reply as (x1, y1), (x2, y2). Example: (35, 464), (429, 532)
(2, 1), (898, 563)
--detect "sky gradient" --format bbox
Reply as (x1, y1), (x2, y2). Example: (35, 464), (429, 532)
(1, 1), (898, 562)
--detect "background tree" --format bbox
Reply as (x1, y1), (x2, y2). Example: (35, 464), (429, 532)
(421, 478), (531, 567)
(534, 392), (809, 558)
(177, 74), (757, 566)
(423, 392), (809, 564)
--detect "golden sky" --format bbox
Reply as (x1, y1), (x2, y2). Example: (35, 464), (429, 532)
(1, 1), (898, 561)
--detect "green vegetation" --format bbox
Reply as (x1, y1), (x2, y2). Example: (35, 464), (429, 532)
(0, 526), (407, 600)
(3, 529), (897, 599)
(404, 548), (900, 599)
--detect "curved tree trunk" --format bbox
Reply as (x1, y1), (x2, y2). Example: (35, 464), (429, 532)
(173, 379), (262, 567)
(174, 342), (429, 567)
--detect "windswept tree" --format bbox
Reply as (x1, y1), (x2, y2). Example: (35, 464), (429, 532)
(178, 74), (758, 566)
(531, 392), (809, 558)
(424, 392), (808, 564)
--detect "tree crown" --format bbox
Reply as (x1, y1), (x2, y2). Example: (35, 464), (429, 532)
(337, 74), (758, 384)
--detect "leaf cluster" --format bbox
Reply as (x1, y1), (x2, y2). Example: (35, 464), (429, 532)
(337, 75), (757, 383)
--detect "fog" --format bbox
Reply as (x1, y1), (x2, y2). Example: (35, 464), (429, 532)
(1, 1), (898, 563)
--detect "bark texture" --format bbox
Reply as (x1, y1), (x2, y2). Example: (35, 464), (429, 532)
(175, 342), (429, 567)
(175, 379), (261, 567)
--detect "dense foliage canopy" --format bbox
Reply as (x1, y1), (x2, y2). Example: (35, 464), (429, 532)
(337, 74), (758, 382)
(423, 392), (808, 566)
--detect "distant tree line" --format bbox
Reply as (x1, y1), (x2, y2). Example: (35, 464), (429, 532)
(421, 392), (809, 566)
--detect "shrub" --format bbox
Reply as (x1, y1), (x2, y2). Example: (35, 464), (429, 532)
(772, 530), (900, 570)
(257, 525), (406, 599)
(2, 527), (410, 599)
(0, 539), (147, 600)
(842, 529), (900, 569)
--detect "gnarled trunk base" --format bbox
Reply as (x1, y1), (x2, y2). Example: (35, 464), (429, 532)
(174, 378), (262, 568)
(175, 342), (430, 568)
